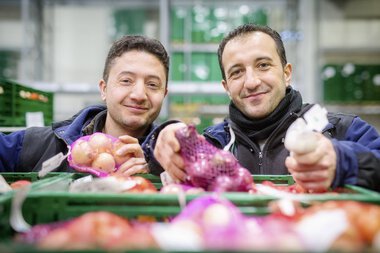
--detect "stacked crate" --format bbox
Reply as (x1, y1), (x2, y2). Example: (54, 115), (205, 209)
(322, 64), (380, 103)
(0, 79), (54, 127)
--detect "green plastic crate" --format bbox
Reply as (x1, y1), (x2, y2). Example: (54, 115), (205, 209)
(0, 173), (379, 253)
(0, 79), (54, 127)
(0, 172), (69, 199)
(20, 173), (380, 216)
(1, 173), (379, 237)
(0, 173), (74, 238)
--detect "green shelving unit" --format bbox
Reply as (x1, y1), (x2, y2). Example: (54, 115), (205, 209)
(323, 64), (380, 103)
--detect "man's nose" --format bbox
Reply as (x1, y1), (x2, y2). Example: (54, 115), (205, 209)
(244, 69), (261, 89)
(130, 80), (147, 101)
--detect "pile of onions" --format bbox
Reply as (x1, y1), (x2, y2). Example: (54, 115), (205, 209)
(68, 133), (130, 176)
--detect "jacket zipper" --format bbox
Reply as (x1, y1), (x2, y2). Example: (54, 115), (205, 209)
(258, 151), (263, 173)
(259, 112), (299, 173)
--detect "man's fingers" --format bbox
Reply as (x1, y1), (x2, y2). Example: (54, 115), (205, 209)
(118, 135), (139, 144)
(294, 180), (330, 193)
(291, 146), (324, 165)
(291, 169), (329, 183)
(122, 164), (149, 176)
(117, 157), (147, 174)
(116, 143), (144, 158)
(153, 122), (188, 182)
(157, 123), (187, 152)
(167, 165), (187, 182)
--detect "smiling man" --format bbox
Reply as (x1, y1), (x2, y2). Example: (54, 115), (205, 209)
(148, 24), (380, 193)
(0, 35), (169, 175)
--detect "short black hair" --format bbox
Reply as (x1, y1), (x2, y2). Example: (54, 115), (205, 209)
(217, 24), (287, 80)
(103, 35), (169, 86)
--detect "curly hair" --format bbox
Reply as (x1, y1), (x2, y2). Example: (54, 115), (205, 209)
(103, 35), (169, 86)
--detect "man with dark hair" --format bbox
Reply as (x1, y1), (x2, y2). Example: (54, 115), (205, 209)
(0, 35), (169, 175)
(147, 24), (380, 192)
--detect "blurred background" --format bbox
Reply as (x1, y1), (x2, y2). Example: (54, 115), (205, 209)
(0, 0), (379, 132)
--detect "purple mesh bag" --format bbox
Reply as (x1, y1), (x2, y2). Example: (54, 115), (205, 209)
(67, 132), (121, 177)
(175, 125), (253, 192)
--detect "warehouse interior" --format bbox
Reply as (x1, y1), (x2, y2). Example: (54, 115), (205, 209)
(1, 1), (380, 251)
(0, 0), (379, 132)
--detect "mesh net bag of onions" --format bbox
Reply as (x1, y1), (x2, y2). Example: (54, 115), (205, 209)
(68, 133), (130, 177)
(175, 125), (254, 192)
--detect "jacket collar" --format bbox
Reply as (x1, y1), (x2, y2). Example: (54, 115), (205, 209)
(53, 104), (107, 144)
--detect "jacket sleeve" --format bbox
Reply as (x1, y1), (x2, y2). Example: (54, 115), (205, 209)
(142, 120), (181, 175)
(332, 116), (380, 192)
(0, 130), (26, 172)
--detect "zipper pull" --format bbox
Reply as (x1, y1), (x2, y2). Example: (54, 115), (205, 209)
(258, 151), (263, 164)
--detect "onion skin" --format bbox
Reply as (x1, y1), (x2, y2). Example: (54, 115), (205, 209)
(88, 133), (113, 153)
(285, 131), (318, 154)
(71, 140), (96, 166)
(209, 176), (235, 192)
(91, 153), (116, 173)
(233, 167), (254, 192)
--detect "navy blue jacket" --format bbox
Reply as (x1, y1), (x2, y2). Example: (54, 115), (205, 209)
(144, 107), (380, 192)
(0, 105), (155, 173)
(202, 111), (380, 192)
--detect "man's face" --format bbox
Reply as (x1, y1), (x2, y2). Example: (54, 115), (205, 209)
(222, 32), (292, 119)
(100, 50), (167, 136)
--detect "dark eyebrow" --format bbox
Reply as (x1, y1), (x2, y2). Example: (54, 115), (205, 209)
(256, 56), (273, 62)
(118, 71), (162, 82)
(146, 75), (161, 81)
(226, 56), (274, 75)
(117, 71), (135, 77)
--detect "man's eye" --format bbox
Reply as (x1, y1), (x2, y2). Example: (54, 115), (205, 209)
(258, 63), (270, 69)
(121, 79), (132, 85)
(147, 82), (160, 89)
(230, 70), (242, 78)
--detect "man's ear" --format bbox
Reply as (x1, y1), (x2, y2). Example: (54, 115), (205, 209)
(284, 63), (292, 87)
(222, 79), (231, 99)
(164, 86), (168, 97)
(99, 79), (107, 101)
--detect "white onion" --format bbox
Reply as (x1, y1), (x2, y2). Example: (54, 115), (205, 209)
(91, 152), (116, 173)
(88, 133), (113, 153)
(285, 130), (318, 154)
(284, 118), (318, 154)
(71, 140), (96, 165)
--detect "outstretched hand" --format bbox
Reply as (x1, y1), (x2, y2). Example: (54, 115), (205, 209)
(285, 132), (337, 192)
(112, 135), (148, 176)
(153, 122), (188, 182)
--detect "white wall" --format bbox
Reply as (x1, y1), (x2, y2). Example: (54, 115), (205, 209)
(0, 21), (22, 48)
(47, 6), (111, 121)
(50, 5), (111, 84)
(319, 0), (380, 49)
